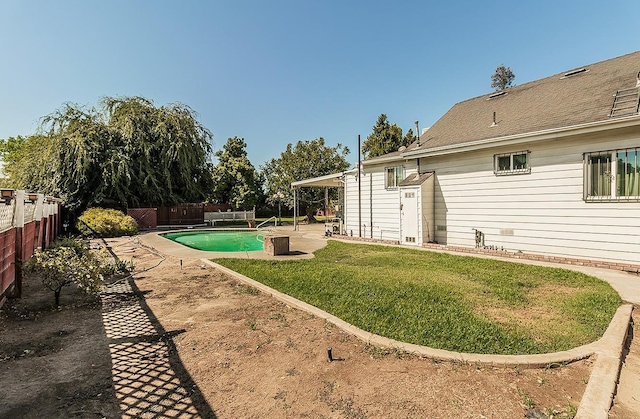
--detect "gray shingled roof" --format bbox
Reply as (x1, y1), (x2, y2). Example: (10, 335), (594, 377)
(398, 172), (433, 187)
(398, 51), (640, 155)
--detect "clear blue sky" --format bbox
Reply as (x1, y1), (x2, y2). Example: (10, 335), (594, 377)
(1, 1), (638, 167)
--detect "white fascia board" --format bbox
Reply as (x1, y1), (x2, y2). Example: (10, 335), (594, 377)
(402, 116), (640, 159)
(291, 171), (348, 188)
(362, 155), (407, 166)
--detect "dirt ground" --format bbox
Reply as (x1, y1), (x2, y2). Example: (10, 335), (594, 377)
(609, 309), (640, 418)
(0, 237), (594, 418)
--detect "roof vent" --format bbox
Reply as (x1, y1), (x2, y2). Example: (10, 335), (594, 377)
(488, 91), (507, 99)
(490, 111), (498, 127)
(563, 68), (588, 78)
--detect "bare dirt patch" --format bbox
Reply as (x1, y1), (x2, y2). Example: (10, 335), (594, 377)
(0, 237), (593, 418)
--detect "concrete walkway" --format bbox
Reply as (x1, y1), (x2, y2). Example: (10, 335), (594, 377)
(139, 225), (638, 419)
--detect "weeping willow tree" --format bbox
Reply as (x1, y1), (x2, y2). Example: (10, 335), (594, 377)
(2, 97), (213, 211)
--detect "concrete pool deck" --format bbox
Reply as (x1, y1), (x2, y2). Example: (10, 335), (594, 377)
(138, 224), (330, 260)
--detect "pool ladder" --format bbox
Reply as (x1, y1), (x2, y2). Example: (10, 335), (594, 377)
(256, 216), (277, 241)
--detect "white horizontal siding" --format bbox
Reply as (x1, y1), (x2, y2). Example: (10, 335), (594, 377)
(344, 163), (416, 241)
(425, 132), (640, 265)
(343, 130), (640, 265)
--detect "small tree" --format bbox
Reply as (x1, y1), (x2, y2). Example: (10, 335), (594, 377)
(210, 137), (260, 210)
(24, 239), (103, 306)
(491, 65), (515, 91)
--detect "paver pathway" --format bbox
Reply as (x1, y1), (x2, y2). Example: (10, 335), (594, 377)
(101, 278), (213, 418)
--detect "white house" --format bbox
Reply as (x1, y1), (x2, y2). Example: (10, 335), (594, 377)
(294, 51), (640, 267)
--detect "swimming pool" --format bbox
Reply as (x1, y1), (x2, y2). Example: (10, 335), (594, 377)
(162, 230), (264, 252)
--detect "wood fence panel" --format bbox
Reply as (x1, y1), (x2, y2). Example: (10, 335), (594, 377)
(46, 215), (54, 247)
(157, 204), (204, 226)
(0, 228), (16, 296)
(127, 208), (158, 230)
(22, 221), (37, 261)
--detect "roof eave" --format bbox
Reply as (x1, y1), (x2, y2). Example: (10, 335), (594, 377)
(403, 115), (640, 158)
(361, 155), (407, 166)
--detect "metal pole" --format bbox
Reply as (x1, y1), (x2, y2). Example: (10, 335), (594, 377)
(293, 188), (297, 231)
(415, 120), (420, 173)
(358, 134), (362, 238)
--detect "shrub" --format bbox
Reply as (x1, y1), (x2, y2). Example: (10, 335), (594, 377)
(77, 208), (138, 237)
(24, 238), (103, 306)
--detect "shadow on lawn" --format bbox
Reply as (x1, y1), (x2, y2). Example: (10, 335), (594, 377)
(102, 278), (217, 418)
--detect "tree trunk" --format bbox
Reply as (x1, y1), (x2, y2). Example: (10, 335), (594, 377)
(305, 207), (318, 223)
(55, 288), (62, 306)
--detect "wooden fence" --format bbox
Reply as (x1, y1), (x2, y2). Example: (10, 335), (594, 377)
(128, 204), (205, 228)
(128, 204), (256, 229)
(0, 190), (62, 306)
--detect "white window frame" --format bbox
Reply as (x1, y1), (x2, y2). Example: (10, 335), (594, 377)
(494, 151), (531, 175)
(584, 147), (640, 201)
(385, 166), (404, 189)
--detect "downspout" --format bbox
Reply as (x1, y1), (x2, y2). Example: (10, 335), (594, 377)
(358, 134), (362, 238)
(369, 172), (373, 238)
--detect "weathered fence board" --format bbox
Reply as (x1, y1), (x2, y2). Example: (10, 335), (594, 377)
(127, 208), (158, 230)
(0, 191), (62, 305)
(0, 228), (16, 297)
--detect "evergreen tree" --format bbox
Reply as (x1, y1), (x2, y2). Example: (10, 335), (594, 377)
(362, 114), (408, 159)
(210, 137), (260, 210)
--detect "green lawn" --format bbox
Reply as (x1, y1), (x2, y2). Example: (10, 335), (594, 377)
(213, 241), (621, 355)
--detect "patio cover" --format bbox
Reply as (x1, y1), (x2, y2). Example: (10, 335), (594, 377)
(291, 171), (352, 230)
(291, 171), (350, 188)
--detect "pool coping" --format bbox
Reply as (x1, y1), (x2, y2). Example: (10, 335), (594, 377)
(138, 226), (328, 260)
(161, 228), (266, 253)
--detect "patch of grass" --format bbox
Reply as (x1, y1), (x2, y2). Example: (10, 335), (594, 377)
(233, 284), (260, 295)
(214, 241), (620, 355)
(517, 387), (536, 408)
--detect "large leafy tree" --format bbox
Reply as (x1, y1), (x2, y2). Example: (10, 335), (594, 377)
(491, 64), (515, 91)
(362, 114), (408, 159)
(210, 137), (260, 210)
(0, 135), (30, 186)
(262, 138), (349, 219)
(1, 96), (213, 211)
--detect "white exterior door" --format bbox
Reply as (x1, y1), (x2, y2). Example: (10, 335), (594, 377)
(400, 188), (419, 245)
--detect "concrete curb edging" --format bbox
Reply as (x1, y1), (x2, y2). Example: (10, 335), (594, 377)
(575, 304), (633, 419)
(203, 259), (632, 370)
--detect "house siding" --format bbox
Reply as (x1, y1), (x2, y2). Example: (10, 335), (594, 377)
(422, 128), (640, 265)
(344, 162), (417, 241)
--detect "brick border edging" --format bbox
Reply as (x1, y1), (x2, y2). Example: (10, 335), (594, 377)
(333, 235), (640, 273)
(202, 258), (632, 369)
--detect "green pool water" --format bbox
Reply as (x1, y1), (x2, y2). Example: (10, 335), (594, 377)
(162, 230), (264, 252)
